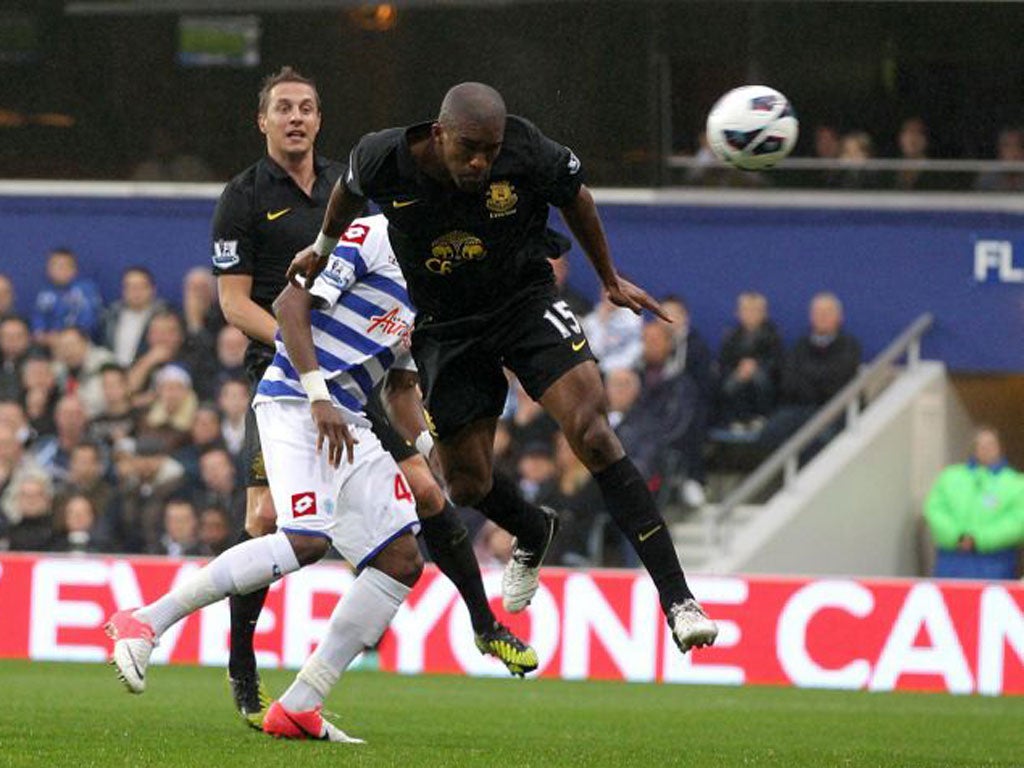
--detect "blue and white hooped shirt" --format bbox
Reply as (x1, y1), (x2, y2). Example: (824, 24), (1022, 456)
(253, 214), (416, 427)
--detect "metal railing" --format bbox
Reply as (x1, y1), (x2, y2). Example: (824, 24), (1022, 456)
(666, 157), (1024, 174)
(664, 156), (1024, 192)
(703, 312), (934, 549)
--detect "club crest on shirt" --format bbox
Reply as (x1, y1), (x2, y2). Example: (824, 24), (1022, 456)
(427, 231), (487, 275)
(485, 180), (518, 218)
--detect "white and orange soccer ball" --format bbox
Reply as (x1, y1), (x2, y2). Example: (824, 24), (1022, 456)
(706, 85), (799, 171)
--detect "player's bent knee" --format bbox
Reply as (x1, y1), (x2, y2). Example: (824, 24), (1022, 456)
(400, 461), (446, 518)
(372, 533), (424, 587)
(245, 486), (277, 537)
(284, 533), (329, 566)
(572, 415), (623, 471)
(446, 471), (492, 508)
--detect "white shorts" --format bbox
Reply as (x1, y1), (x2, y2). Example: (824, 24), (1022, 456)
(254, 399), (419, 569)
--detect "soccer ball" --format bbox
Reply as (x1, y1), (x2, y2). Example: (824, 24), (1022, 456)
(706, 86), (799, 171)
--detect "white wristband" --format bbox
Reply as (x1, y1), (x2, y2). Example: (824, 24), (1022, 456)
(312, 231), (339, 258)
(299, 369), (331, 403)
(414, 430), (435, 456)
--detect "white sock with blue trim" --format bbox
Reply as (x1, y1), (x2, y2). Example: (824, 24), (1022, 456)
(280, 567), (410, 711)
(135, 532), (300, 637)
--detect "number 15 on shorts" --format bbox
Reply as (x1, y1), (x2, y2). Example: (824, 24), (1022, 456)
(543, 300), (586, 350)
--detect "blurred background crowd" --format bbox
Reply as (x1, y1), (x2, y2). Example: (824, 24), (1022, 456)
(0, 247), (870, 567)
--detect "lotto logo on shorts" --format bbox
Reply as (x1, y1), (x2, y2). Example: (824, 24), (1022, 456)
(291, 492), (317, 517)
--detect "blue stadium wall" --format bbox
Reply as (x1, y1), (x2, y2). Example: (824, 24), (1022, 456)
(1, 190), (1021, 372)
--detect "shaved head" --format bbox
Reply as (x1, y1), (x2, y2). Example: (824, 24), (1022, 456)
(438, 82), (506, 130)
(432, 82), (507, 192)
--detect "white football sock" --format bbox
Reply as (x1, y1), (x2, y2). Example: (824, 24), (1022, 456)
(135, 532), (300, 637)
(280, 567), (410, 712)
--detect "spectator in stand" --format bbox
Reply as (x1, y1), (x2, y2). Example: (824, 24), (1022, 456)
(838, 131), (875, 189)
(127, 310), (215, 402)
(141, 364), (198, 453)
(197, 504), (234, 556)
(814, 124), (841, 159)
(31, 247), (104, 348)
(974, 128), (1024, 193)
(813, 124), (842, 187)
(87, 363), (140, 452)
(516, 441), (560, 507)
(610, 319), (708, 507)
(473, 520), (515, 569)
(216, 378), (248, 458)
(659, 295), (715, 400)
(0, 316), (32, 401)
(760, 292), (862, 452)
(548, 247), (592, 319)
(33, 394), (89, 485)
(52, 493), (106, 554)
(158, 497), (203, 557)
(20, 353), (59, 437)
(0, 274), (14, 317)
(182, 267), (225, 344)
(110, 434), (186, 553)
(581, 287), (643, 373)
(4, 470), (55, 551)
(606, 367), (641, 431)
(131, 126), (216, 183)
(657, 297), (714, 505)
(548, 431), (605, 566)
(0, 401), (32, 448)
(174, 402), (224, 485)
(924, 427), (1024, 580)
(491, 420), (519, 481)
(215, 325), (248, 385)
(717, 291), (784, 433)
(52, 326), (115, 418)
(891, 117), (940, 191)
(0, 419), (42, 511)
(102, 266), (168, 367)
(507, 378), (558, 450)
(193, 446), (244, 531)
(53, 441), (115, 535)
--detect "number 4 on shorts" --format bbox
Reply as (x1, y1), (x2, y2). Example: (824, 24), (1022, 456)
(394, 473), (413, 502)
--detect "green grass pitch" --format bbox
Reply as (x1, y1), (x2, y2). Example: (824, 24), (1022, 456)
(0, 660), (1020, 767)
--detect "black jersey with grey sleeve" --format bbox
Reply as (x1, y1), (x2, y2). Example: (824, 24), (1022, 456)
(344, 115), (584, 321)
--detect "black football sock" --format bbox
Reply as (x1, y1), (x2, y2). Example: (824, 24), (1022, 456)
(228, 529), (269, 681)
(593, 456), (693, 613)
(476, 472), (548, 553)
(419, 504), (495, 635)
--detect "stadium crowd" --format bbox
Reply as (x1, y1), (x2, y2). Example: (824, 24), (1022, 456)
(7, 243), (1016, 573)
(685, 120), (1024, 192)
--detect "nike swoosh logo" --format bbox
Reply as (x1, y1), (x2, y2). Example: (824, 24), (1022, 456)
(571, 339), (587, 352)
(392, 199), (421, 209)
(638, 525), (663, 543)
(266, 208), (291, 221)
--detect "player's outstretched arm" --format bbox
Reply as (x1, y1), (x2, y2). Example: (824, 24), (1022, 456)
(273, 284), (357, 466)
(287, 178), (368, 287)
(559, 185), (671, 323)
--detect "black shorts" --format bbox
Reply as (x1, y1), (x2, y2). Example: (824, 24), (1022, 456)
(243, 347), (274, 488)
(242, 404), (268, 487)
(412, 287), (596, 440)
(365, 389), (418, 463)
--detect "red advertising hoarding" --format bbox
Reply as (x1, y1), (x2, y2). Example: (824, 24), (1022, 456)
(0, 553), (1020, 695)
